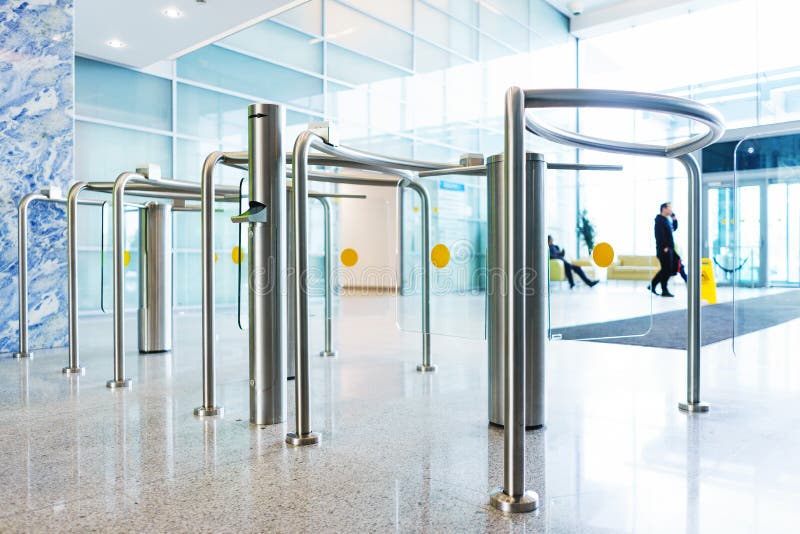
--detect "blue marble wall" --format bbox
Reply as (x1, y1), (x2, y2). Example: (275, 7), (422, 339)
(0, 0), (73, 353)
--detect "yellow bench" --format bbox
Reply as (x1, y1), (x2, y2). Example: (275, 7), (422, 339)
(607, 255), (659, 281)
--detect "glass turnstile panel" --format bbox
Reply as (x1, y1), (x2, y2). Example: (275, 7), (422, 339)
(101, 206), (141, 311)
(328, 191), (394, 320)
(395, 175), (487, 339)
(733, 135), (800, 357)
(547, 160), (662, 342)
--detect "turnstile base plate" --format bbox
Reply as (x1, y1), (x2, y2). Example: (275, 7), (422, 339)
(286, 431), (320, 446)
(489, 488), (539, 513)
(679, 401), (710, 413)
(194, 406), (223, 417)
(106, 378), (133, 389)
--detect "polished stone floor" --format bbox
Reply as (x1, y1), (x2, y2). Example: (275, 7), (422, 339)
(1, 292), (799, 532)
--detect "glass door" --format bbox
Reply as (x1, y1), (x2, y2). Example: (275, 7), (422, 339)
(767, 182), (800, 286)
(735, 185), (762, 286)
(707, 184), (762, 286)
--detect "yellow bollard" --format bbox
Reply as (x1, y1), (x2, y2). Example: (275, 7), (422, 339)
(700, 258), (717, 304)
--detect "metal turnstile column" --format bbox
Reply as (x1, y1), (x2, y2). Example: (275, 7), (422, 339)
(242, 103), (286, 425)
(138, 202), (173, 353)
(487, 152), (546, 430)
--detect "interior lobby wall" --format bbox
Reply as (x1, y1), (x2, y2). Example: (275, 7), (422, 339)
(0, 0), (73, 353)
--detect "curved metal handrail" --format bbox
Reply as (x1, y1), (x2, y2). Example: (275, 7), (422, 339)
(523, 88), (725, 158)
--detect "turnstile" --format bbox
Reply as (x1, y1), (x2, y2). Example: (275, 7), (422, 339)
(486, 153), (546, 430)
(138, 202), (173, 353)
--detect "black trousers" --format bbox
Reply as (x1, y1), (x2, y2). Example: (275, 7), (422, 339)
(562, 260), (592, 287)
(651, 249), (674, 292)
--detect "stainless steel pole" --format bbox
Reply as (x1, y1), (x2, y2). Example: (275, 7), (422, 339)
(14, 193), (47, 359)
(286, 129), (321, 446)
(487, 154), (545, 430)
(316, 196), (337, 357)
(406, 181), (434, 372)
(195, 152), (225, 416)
(247, 103), (286, 426)
(521, 88), (722, 415)
(108, 172), (138, 389)
(109, 173), (225, 389)
(287, 189), (296, 379)
(138, 202), (173, 353)
(678, 154), (708, 413)
(489, 86), (538, 513)
(64, 183), (88, 374)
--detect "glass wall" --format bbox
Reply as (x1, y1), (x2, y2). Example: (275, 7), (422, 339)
(74, 0), (576, 309)
(703, 132), (800, 288)
(572, 0), (800, 262)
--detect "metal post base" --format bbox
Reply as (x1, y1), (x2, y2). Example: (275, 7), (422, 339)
(194, 406), (223, 417)
(489, 422), (545, 432)
(319, 350), (338, 358)
(416, 364), (437, 373)
(62, 366), (85, 376)
(679, 401), (710, 413)
(489, 488), (539, 513)
(106, 379), (133, 389)
(12, 352), (33, 359)
(285, 432), (320, 446)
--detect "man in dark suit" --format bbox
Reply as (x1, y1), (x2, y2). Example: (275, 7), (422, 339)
(548, 235), (599, 289)
(650, 201), (679, 297)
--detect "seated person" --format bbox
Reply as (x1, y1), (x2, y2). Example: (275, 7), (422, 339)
(548, 235), (599, 289)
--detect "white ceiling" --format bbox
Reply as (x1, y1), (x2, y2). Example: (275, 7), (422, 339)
(546, 0), (737, 37)
(75, 0), (309, 69)
(544, 0), (619, 17)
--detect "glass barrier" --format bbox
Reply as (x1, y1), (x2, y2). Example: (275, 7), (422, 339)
(732, 134), (800, 357)
(236, 180), (248, 329)
(330, 189), (394, 321)
(395, 174), (487, 339)
(547, 158), (664, 342)
(100, 205), (141, 311)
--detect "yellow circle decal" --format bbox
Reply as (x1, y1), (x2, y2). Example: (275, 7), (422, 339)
(123, 250), (131, 267)
(231, 246), (244, 264)
(430, 244), (450, 268)
(214, 253), (219, 263)
(340, 248), (358, 267)
(592, 242), (615, 268)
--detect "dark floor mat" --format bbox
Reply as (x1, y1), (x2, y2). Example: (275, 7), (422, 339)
(551, 290), (800, 349)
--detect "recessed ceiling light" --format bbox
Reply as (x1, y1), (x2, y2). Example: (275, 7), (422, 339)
(106, 39), (126, 48)
(162, 7), (183, 18)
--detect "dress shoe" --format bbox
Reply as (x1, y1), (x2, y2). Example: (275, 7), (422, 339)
(647, 284), (659, 295)
(588, 280), (599, 287)
(661, 291), (675, 297)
